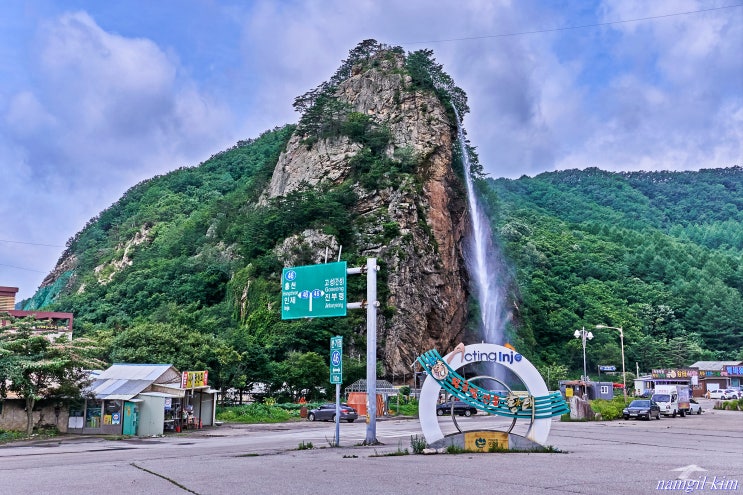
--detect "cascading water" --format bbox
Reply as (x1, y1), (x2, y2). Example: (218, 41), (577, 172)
(454, 109), (510, 347)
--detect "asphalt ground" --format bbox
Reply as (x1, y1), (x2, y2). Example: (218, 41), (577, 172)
(0, 397), (740, 495)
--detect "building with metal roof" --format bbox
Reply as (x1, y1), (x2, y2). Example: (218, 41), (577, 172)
(71, 363), (216, 437)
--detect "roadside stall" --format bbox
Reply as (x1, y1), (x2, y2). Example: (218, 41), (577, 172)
(70, 364), (216, 436)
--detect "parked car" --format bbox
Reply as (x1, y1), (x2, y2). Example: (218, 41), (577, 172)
(622, 399), (661, 420)
(436, 400), (478, 417)
(688, 398), (703, 415)
(307, 403), (358, 423)
(706, 389), (725, 400)
(723, 389), (741, 399)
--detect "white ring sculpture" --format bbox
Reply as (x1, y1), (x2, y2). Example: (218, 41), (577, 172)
(419, 343), (552, 445)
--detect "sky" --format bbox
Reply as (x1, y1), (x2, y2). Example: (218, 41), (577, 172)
(1, 0), (741, 301)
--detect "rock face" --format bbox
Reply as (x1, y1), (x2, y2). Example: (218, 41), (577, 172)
(266, 53), (469, 375)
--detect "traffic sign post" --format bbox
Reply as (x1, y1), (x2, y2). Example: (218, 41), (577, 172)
(281, 262), (347, 320)
(330, 336), (343, 384)
(330, 335), (343, 447)
(279, 258), (379, 446)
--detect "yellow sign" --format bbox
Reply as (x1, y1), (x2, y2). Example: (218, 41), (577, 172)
(181, 370), (208, 388)
(565, 387), (573, 398)
(464, 431), (509, 452)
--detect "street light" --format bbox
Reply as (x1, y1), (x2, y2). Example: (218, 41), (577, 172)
(574, 327), (593, 382)
(596, 324), (626, 401)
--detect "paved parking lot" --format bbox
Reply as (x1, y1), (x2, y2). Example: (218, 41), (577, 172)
(0, 398), (740, 494)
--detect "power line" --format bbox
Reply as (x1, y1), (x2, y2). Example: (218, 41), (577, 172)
(0, 239), (64, 248)
(402, 4), (743, 44)
(0, 263), (46, 273)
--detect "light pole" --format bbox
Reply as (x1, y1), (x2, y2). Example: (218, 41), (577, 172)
(574, 327), (593, 382)
(596, 324), (626, 401)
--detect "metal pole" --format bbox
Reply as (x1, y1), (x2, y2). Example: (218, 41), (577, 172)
(334, 383), (340, 447)
(581, 327), (587, 381)
(365, 258), (378, 445)
(620, 328), (627, 401)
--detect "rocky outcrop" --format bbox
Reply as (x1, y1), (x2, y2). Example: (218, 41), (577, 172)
(93, 224), (152, 285)
(265, 52), (469, 376)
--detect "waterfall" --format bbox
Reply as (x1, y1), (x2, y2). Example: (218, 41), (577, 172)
(454, 109), (509, 346)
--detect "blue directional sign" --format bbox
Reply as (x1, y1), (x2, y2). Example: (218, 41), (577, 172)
(330, 336), (343, 384)
(281, 262), (347, 320)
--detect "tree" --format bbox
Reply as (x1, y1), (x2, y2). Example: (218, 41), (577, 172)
(0, 313), (102, 435)
(271, 352), (328, 401)
(537, 362), (568, 390)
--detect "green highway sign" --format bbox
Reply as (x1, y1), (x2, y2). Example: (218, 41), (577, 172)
(330, 335), (343, 384)
(281, 262), (347, 320)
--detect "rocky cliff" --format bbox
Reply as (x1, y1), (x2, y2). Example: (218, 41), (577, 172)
(266, 49), (470, 375)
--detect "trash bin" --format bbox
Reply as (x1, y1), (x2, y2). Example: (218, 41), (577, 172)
(300, 406), (308, 418)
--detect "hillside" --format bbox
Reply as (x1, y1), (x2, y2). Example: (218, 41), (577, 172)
(22, 39), (742, 393)
(483, 166), (743, 373)
(23, 41), (475, 395)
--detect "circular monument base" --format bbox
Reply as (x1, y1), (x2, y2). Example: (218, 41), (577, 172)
(429, 430), (550, 452)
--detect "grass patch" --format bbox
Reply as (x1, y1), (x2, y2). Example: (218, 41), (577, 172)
(0, 430), (29, 444)
(297, 441), (314, 450)
(445, 444), (467, 454)
(0, 427), (60, 444)
(216, 403), (292, 423)
(370, 440), (409, 457)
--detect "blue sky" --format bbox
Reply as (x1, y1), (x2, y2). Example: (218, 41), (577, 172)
(1, 0), (741, 300)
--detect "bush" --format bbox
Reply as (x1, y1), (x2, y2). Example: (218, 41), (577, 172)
(388, 397), (419, 416)
(410, 435), (427, 454)
(590, 397), (628, 421)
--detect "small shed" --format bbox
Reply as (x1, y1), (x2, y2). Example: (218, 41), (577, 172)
(72, 363), (217, 436)
(559, 380), (615, 400)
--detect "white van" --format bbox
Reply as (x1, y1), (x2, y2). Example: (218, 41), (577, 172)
(652, 385), (690, 417)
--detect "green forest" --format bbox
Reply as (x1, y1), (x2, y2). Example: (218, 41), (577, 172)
(482, 167), (743, 379)
(19, 41), (742, 400)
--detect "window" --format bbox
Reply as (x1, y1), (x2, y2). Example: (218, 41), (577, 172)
(104, 401), (121, 425)
(86, 400), (102, 428)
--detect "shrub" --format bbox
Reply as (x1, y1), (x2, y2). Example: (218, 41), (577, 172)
(388, 398), (419, 416)
(410, 435), (427, 454)
(590, 397), (628, 421)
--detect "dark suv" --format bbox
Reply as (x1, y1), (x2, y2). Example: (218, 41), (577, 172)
(307, 403), (358, 423)
(436, 400), (478, 417)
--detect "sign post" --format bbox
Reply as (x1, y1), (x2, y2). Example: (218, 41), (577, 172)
(330, 336), (343, 447)
(279, 259), (378, 445)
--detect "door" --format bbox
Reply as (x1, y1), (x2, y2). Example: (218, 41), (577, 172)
(123, 402), (139, 436)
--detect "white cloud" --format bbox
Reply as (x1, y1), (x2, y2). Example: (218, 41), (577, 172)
(1, 10), (237, 298)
